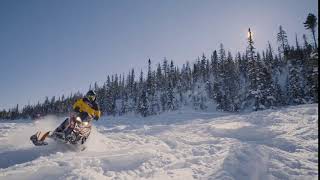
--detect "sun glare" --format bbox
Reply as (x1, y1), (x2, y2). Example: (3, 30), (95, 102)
(247, 31), (253, 38)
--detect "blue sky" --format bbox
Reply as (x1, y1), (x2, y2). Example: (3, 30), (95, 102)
(0, 0), (318, 110)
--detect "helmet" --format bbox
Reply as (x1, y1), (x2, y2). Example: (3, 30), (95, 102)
(86, 90), (96, 102)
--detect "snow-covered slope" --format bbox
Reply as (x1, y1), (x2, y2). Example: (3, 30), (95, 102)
(0, 104), (318, 180)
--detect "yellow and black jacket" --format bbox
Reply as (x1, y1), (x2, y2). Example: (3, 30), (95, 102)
(73, 97), (101, 121)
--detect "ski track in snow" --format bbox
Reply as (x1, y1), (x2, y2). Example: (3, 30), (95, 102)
(0, 104), (318, 180)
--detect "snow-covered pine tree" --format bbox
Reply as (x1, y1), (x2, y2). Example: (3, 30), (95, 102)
(138, 90), (149, 117)
(200, 53), (207, 82)
(287, 58), (305, 104)
(245, 28), (264, 111)
(146, 59), (158, 115)
(277, 25), (289, 60)
(223, 52), (240, 111)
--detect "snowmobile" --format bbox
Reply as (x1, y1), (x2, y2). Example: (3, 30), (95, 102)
(30, 114), (92, 149)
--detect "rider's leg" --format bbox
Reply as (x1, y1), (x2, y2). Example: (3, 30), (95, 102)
(55, 118), (69, 132)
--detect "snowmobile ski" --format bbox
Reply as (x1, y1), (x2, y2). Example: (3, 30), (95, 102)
(30, 131), (50, 146)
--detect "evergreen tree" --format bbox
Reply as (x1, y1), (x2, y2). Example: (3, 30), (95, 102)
(166, 81), (176, 110)
(156, 63), (163, 91)
(287, 59), (305, 104)
(245, 28), (264, 110)
(277, 25), (289, 59)
(302, 34), (313, 58)
(303, 13), (318, 49)
(210, 50), (219, 77)
(200, 53), (207, 82)
(265, 41), (274, 70)
(138, 90), (149, 117)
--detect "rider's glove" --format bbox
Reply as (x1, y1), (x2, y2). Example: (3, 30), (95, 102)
(94, 111), (101, 121)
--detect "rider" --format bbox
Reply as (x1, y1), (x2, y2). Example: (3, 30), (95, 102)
(73, 90), (101, 122)
(55, 90), (101, 133)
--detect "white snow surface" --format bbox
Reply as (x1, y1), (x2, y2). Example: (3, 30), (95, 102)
(0, 104), (318, 180)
